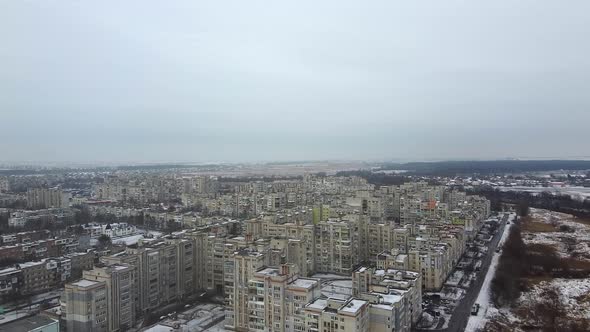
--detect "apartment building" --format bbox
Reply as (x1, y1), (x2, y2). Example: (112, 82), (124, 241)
(0, 177), (9, 193)
(365, 222), (395, 263)
(82, 222), (138, 239)
(67, 251), (95, 279)
(352, 266), (423, 327)
(247, 264), (321, 332)
(285, 275), (322, 332)
(376, 249), (409, 271)
(0, 251), (92, 299)
(304, 298), (370, 332)
(26, 188), (68, 209)
(0, 266), (22, 298)
(19, 260), (58, 295)
(64, 279), (108, 332)
(224, 248), (266, 331)
(166, 238), (195, 298)
(8, 208), (74, 228)
(314, 220), (358, 275)
(83, 264), (136, 331)
(0, 230), (50, 246)
(268, 237), (315, 277)
(101, 239), (189, 314)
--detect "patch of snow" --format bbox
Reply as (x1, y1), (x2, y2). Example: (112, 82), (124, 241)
(518, 278), (590, 319)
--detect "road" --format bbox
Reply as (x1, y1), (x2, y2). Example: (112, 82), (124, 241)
(444, 213), (509, 332)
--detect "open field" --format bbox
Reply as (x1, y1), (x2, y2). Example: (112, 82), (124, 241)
(481, 208), (590, 332)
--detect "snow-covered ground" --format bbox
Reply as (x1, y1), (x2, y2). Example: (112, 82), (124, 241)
(523, 209), (590, 260)
(465, 213), (516, 332)
(481, 209), (590, 331)
(519, 278), (590, 319)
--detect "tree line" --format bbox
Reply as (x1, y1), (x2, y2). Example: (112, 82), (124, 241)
(471, 187), (590, 218)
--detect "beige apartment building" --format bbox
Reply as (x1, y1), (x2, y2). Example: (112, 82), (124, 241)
(304, 298), (370, 332)
(82, 264), (135, 332)
(225, 248), (267, 331)
(247, 264), (321, 332)
(101, 237), (195, 314)
(26, 188), (68, 209)
(352, 266), (423, 327)
(64, 279), (108, 332)
(314, 220), (358, 275)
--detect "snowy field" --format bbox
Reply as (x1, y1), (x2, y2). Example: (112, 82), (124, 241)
(478, 209), (590, 331)
(523, 209), (590, 261)
(519, 278), (590, 319)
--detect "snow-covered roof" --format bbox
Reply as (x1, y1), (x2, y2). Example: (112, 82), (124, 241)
(289, 278), (318, 289)
(71, 279), (100, 287)
(339, 299), (367, 314)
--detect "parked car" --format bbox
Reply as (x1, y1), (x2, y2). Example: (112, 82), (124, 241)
(471, 303), (480, 315)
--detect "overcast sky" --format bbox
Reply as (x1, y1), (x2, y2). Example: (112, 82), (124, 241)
(1, 1), (589, 164)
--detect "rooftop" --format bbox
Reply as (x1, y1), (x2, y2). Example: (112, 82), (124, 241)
(256, 267), (280, 276)
(289, 278), (318, 289)
(339, 299), (367, 314)
(307, 298), (328, 310)
(71, 279), (100, 287)
(0, 315), (58, 332)
(378, 292), (403, 305)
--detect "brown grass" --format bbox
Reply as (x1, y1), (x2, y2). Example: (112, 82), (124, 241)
(576, 292), (590, 304)
(569, 217), (590, 227)
(483, 319), (519, 332)
(565, 258), (590, 270)
(526, 243), (558, 255)
(523, 276), (553, 287)
(521, 216), (558, 232)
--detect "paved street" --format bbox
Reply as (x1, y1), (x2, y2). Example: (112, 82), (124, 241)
(443, 213), (509, 332)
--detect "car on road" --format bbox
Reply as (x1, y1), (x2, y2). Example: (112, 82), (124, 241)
(471, 303), (480, 315)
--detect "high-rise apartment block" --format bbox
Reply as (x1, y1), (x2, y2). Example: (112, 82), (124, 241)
(26, 188), (69, 209)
